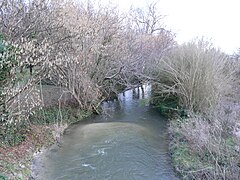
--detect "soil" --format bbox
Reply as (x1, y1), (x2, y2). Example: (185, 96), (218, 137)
(0, 125), (54, 179)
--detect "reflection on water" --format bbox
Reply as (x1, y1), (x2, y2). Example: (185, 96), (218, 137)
(32, 85), (178, 180)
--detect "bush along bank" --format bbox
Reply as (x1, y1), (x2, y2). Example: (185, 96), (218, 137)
(168, 109), (240, 179)
(151, 40), (240, 179)
(0, 106), (92, 179)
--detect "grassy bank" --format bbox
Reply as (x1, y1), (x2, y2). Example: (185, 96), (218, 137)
(0, 106), (92, 179)
(151, 40), (240, 179)
(169, 107), (240, 179)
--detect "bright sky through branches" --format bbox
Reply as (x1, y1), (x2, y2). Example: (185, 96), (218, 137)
(108, 0), (240, 54)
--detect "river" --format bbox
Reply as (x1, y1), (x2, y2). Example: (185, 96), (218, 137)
(32, 85), (178, 180)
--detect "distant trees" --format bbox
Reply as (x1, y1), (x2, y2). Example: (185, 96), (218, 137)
(130, 2), (164, 34)
(127, 2), (175, 85)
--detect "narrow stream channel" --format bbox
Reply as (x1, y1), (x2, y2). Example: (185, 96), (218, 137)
(32, 85), (178, 180)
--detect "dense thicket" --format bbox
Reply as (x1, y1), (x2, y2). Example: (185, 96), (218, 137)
(151, 40), (240, 179)
(0, 0), (174, 145)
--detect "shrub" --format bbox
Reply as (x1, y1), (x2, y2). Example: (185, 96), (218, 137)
(169, 109), (240, 179)
(0, 37), (21, 146)
(152, 39), (234, 114)
(152, 39), (240, 179)
(0, 37), (46, 146)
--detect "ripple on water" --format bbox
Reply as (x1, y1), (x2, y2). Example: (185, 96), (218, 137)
(33, 86), (178, 180)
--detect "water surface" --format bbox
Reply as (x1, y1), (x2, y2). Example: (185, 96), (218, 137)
(33, 85), (177, 180)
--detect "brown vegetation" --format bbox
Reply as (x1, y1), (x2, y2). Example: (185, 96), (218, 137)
(0, 125), (54, 179)
(150, 40), (240, 179)
(0, 0), (175, 179)
(1, 0), (239, 179)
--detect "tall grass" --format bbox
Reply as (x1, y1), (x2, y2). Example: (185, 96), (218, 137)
(154, 39), (233, 114)
(169, 108), (240, 179)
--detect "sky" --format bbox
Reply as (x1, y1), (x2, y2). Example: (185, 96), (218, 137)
(107, 0), (240, 54)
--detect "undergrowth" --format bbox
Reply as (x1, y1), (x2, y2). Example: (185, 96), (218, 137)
(0, 106), (92, 179)
(169, 112), (240, 179)
(31, 106), (92, 125)
(152, 39), (233, 114)
(0, 106), (92, 148)
(151, 39), (240, 179)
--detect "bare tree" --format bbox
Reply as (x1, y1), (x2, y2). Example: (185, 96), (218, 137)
(126, 1), (175, 85)
(130, 1), (165, 34)
(0, 0), (175, 136)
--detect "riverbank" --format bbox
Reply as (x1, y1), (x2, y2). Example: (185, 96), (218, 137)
(0, 124), (54, 179)
(168, 82), (240, 179)
(0, 107), (92, 179)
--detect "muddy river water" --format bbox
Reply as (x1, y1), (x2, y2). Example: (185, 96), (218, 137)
(32, 85), (178, 180)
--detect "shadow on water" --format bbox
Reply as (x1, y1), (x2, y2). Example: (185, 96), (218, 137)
(32, 85), (178, 180)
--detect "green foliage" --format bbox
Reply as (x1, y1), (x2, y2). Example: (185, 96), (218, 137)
(0, 35), (22, 147)
(0, 173), (8, 180)
(171, 141), (214, 179)
(169, 115), (240, 179)
(0, 34), (40, 148)
(0, 155), (32, 180)
(0, 121), (27, 147)
(139, 98), (150, 107)
(0, 35), (18, 111)
(0, 37), (17, 85)
(31, 106), (92, 125)
(150, 91), (185, 117)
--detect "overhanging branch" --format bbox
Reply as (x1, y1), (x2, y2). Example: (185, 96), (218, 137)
(103, 66), (124, 81)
